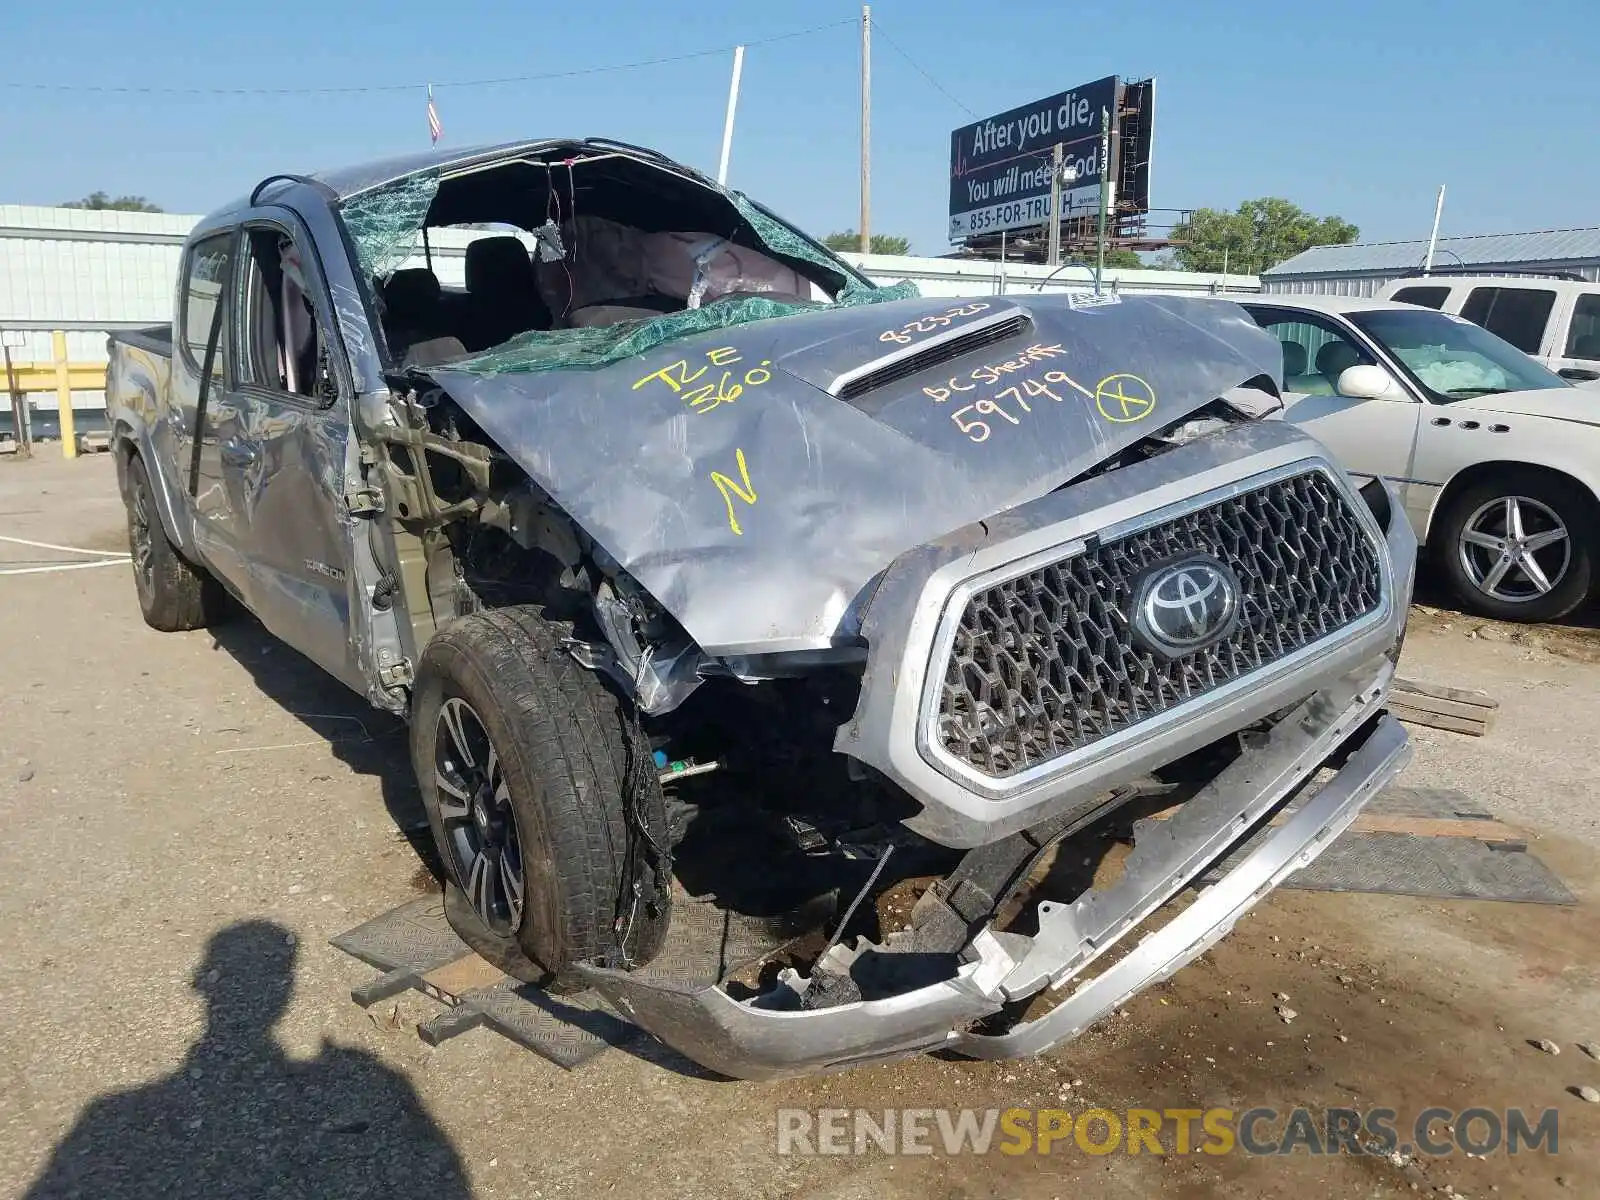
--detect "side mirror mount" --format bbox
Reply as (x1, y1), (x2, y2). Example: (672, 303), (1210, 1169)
(1336, 364), (1405, 401)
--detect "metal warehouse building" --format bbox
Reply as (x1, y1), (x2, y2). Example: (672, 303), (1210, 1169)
(1261, 227), (1600, 297)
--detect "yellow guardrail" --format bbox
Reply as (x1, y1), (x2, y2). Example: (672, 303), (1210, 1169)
(3, 331), (107, 459)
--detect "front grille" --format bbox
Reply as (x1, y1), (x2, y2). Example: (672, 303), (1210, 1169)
(936, 469), (1383, 779)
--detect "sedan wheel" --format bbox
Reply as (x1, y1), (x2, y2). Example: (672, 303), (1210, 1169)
(1435, 472), (1594, 623)
(433, 696), (525, 936)
(1457, 494), (1571, 604)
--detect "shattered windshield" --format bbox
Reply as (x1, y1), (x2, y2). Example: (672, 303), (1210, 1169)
(1347, 308), (1569, 402)
(342, 150), (919, 376)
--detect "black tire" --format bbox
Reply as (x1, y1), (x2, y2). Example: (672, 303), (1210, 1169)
(411, 606), (672, 988)
(122, 454), (226, 632)
(1432, 470), (1595, 623)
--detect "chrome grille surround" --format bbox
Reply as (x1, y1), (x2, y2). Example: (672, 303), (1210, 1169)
(918, 460), (1389, 793)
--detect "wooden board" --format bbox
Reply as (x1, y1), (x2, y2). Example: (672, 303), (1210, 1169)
(1394, 677), (1499, 710)
(1391, 677), (1496, 736)
(1390, 702), (1491, 737)
(419, 954), (506, 1005)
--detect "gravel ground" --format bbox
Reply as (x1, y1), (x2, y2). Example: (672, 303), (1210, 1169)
(1, 447), (1598, 1199)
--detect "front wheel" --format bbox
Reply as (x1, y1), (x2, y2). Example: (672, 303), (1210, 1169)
(1433, 472), (1595, 623)
(410, 607), (671, 987)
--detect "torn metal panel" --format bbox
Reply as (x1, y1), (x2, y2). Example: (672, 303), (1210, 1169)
(430, 294), (1283, 655)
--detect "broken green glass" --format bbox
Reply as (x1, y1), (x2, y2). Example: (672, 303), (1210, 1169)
(447, 281), (919, 376)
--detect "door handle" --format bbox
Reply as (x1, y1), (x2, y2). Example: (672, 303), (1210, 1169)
(220, 439), (259, 468)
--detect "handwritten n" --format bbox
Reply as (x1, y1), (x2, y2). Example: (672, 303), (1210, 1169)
(711, 448), (757, 536)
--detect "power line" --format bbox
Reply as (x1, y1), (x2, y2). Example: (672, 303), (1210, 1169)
(3, 19), (854, 97)
(870, 20), (977, 118)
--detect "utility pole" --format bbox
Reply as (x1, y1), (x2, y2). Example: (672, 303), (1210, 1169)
(716, 44), (745, 186)
(1046, 143), (1064, 268)
(859, 5), (872, 254)
(3, 340), (28, 458)
(1093, 106), (1111, 295)
(1423, 184), (1447, 275)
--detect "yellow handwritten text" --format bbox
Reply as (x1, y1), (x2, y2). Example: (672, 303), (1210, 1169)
(634, 346), (773, 415)
(710, 447), (758, 536)
(1093, 373), (1157, 423)
(879, 302), (991, 346)
(921, 344), (1077, 403)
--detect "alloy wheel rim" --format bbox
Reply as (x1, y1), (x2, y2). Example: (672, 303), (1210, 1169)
(433, 697), (525, 935)
(129, 480), (155, 592)
(1458, 494), (1571, 604)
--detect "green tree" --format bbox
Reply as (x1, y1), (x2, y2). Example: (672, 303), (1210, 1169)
(59, 192), (164, 213)
(1065, 248), (1145, 269)
(1169, 198), (1357, 274)
(824, 231), (912, 255)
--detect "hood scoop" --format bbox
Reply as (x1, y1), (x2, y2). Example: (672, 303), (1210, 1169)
(832, 310), (1032, 404)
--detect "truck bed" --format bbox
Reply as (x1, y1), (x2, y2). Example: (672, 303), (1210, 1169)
(110, 324), (173, 358)
(105, 325), (174, 438)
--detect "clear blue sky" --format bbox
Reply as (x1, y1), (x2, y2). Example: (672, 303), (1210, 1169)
(6, 0), (1595, 256)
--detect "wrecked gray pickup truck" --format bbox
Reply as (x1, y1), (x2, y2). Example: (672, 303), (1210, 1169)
(106, 138), (1415, 1079)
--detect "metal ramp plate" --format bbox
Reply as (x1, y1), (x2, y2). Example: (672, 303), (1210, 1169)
(1202, 786), (1575, 904)
(332, 884), (825, 1071)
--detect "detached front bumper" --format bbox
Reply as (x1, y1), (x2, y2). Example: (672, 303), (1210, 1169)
(580, 445), (1418, 1080)
(581, 668), (1413, 1080)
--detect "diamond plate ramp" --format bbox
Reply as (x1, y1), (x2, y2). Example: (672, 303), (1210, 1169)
(331, 884), (829, 1071)
(1202, 786), (1575, 904)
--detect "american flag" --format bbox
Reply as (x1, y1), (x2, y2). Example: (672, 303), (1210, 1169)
(427, 86), (442, 145)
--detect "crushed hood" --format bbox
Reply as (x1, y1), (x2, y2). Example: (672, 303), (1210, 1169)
(431, 293), (1281, 655)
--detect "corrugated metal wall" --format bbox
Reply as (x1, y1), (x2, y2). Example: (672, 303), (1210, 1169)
(1260, 275), (1391, 297)
(1261, 261), (1600, 297)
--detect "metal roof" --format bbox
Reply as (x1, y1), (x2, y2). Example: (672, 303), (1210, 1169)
(1264, 228), (1600, 278)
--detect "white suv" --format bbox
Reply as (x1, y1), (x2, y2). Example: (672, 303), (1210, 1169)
(1377, 274), (1600, 386)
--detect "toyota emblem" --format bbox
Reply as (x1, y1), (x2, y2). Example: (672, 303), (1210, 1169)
(1131, 555), (1241, 656)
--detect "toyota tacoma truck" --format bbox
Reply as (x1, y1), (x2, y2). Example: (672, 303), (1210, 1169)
(106, 137), (1415, 1080)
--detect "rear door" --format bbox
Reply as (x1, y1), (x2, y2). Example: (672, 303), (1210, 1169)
(1548, 289), (1600, 385)
(222, 218), (363, 689)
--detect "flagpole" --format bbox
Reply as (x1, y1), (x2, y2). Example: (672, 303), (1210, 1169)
(716, 45), (745, 186)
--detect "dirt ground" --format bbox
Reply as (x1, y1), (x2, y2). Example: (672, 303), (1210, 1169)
(2, 446), (1599, 1199)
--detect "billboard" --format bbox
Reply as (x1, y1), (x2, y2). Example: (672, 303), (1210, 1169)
(1118, 78), (1156, 216)
(948, 75), (1118, 244)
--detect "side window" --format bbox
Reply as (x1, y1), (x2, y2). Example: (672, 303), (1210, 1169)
(237, 226), (331, 402)
(1390, 286), (1449, 310)
(1246, 310), (1373, 396)
(1564, 293), (1600, 361)
(1459, 287), (1555, 354)
(180, 233), (235, 380)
